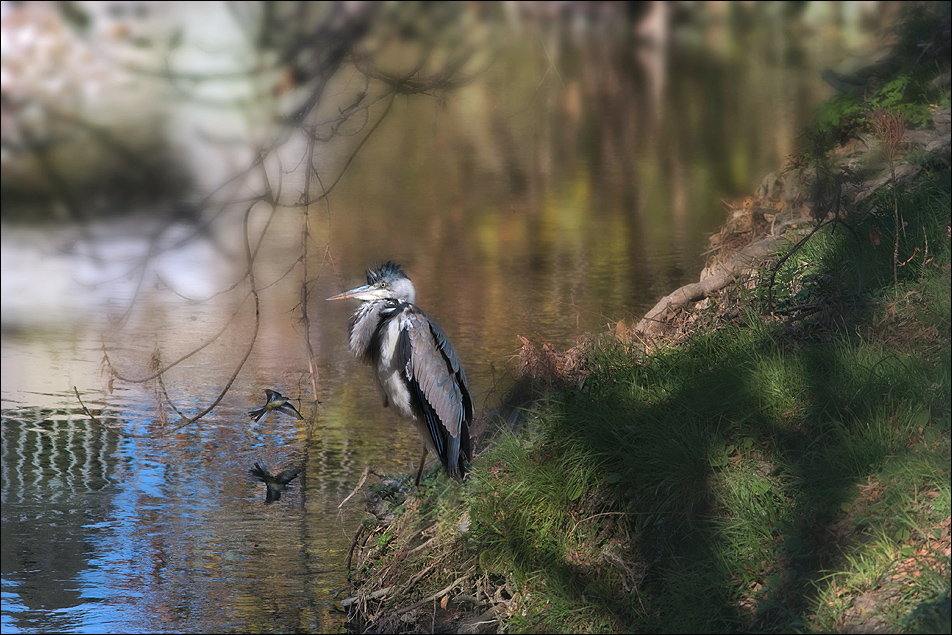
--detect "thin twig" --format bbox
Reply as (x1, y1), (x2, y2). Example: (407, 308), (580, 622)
(340, 585), (394, 608)
(394, 573), (472, 615)
(346, 522), (366, 576)
(137, 199), (265, 436)
(73, 386), (99, 424)
(101, 290), (252, 384)
(300, 132), (323, 406)
(402, 561), (439, 593)
(311, 91), (397, 201)
(767, 216), (832, 312)
(571, 511), (629, 533)
(339, 465), (372, 512)
(407, 535), (438, 556)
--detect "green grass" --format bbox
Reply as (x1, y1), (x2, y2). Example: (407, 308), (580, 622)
(346, 7), (951, 630)
(349, 167), (949, 633)
(455, 164), (951, 632)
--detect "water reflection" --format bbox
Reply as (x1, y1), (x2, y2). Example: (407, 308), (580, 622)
(2, 3), (885, 633)
(0, 398), (359, 633)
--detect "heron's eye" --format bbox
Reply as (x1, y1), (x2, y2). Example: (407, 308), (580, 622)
(380, 282), (387, 288)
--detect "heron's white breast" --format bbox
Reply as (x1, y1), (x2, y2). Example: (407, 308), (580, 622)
(376, 314), (414, 419)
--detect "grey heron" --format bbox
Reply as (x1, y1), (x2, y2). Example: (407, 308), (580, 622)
(326, 261), (473, 485)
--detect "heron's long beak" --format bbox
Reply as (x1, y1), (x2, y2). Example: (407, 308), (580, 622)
(325, 284), (375, 301)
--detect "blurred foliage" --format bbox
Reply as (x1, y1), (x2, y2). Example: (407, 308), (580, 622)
(815, 73), (939, 133)
(810, 1), (950, 154)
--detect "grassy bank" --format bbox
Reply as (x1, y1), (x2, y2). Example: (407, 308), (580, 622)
(466, 184), (950, 631)
(343, 8), (951, 633)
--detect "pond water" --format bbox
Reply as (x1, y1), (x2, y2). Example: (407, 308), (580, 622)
(2, 5), (881, 633)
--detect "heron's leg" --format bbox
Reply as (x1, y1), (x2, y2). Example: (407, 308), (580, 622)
(414, 446), (428, 486)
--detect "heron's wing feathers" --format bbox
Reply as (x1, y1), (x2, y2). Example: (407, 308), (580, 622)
(401, 312), (472, 445)
(397, 322), (446, 458)
(427, 318), (475, 436)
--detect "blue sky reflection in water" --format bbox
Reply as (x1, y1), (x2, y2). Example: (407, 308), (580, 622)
(1, 2), (891, 632)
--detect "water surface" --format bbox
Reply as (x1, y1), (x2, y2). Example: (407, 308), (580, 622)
(1, 5), (881, 632)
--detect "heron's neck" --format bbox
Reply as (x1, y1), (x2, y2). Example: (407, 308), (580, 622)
(349, 299), (404, 362)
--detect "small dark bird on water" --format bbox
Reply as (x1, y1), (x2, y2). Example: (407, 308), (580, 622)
(326, 261), (473, 485)
(249, 462), (302, 503)
(248, 389), (304, 424)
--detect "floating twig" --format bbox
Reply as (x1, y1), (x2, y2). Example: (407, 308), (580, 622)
(73, 386), (99, 424)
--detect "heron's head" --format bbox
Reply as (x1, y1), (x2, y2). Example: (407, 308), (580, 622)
(325, 261), (416, 304)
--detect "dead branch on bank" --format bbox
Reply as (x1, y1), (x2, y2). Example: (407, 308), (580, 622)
(633, 110), (950, 346)
(634, 231), (790, 339)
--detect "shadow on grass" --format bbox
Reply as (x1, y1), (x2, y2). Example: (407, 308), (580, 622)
(468, 162), (949, 633)
(503, 308), (946, 631)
